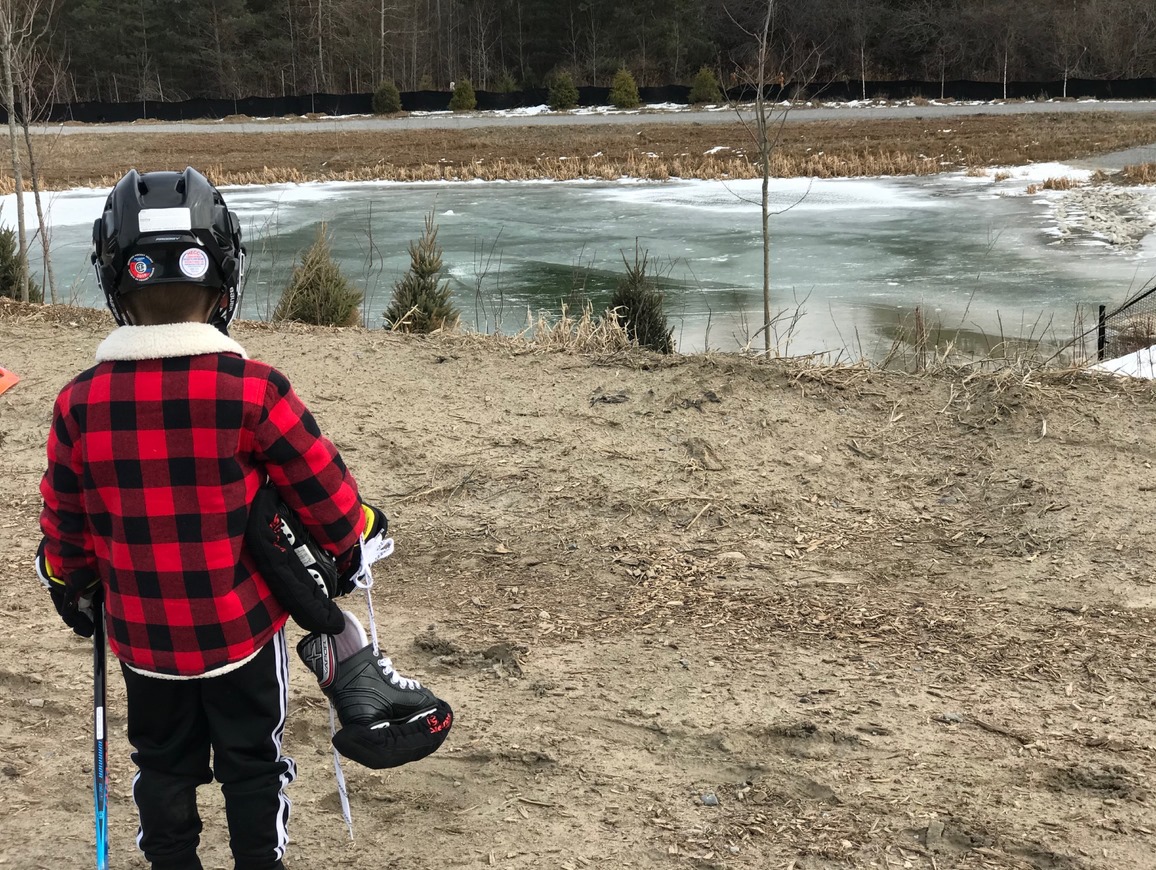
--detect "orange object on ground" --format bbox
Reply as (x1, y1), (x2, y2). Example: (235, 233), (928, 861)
(0, 367), (20, 396)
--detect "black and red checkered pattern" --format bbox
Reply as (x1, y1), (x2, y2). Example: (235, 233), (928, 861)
(40, 351), (365, 676)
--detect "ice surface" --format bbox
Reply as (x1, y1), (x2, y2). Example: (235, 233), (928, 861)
(4, 168), (1154, 357)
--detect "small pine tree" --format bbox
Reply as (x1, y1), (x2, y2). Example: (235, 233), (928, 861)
(274, 225), (362, 326)
(372, 80), (402, 114)
(449, 79), (477, 111)
(548, 71), (579, 110)
(493, 70), (518, 93)
(688, 66), (723, 105)
(609, 246), (673, 354)
(0, 226), (41, 302)
(385, 212), (460, 333)
(609, 68), (640, 109)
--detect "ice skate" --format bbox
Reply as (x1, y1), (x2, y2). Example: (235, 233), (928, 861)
(298, 611), (440, 728)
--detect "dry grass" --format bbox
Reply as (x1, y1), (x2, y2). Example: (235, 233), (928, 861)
(1122, 162), (1156, 183)
(2, 111), (1156, 190)
(1109, 311), (1156, 356)
(1042, 175), (1080, 190)
(517, 303), (634, 354)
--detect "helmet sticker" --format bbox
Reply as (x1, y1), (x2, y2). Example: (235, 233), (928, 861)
(179, 248), (211, 279)
(127, 254), (155, 282)
(138, 208), (193, 233)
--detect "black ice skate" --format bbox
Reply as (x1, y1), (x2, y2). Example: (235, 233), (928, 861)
(298, 611), (440, 728)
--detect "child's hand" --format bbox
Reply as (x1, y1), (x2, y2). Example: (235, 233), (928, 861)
(361, 503), (388, 542)
(36, 539), (101, 638)
(360, 503), (392, 568)
(333, 504), (391, 595)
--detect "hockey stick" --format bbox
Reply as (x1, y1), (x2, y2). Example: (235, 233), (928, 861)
(93, 606), (109, 870)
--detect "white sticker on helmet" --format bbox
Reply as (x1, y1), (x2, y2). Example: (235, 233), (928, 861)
(179, 248), (210, 279)
(138, 208), (193, 233)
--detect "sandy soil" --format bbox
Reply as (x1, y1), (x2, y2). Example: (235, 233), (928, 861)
(0, 300), (1154, 870)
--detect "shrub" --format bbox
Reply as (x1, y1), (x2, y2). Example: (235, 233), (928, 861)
(0, 226), (41, 302)
(609, 68), (640, 109)
(548, 70), (579, 111)
(385, 211), (460, 333)
(274, 225), (362, 326)
(371, 80), (402, 114)
(609, 246), (673, 353)
(688, 66), (722, 105)
(449, 79), (477, 111)
(492, 70), (518, 93)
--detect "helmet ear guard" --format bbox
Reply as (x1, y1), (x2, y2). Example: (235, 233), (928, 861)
(92, 167), (246, 331)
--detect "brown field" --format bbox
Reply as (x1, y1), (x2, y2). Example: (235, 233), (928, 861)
(8, 110), (1156, 191)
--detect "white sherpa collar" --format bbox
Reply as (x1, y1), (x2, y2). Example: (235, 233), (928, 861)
(95, 323), (249, 362)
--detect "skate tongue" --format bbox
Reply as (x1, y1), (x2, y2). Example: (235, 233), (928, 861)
(298, 633), (337, 689)
(333, 610), (369, 661)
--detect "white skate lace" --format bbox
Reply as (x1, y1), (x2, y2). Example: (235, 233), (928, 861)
(354, 535), (393, 656)
(378, 656), (421, 690)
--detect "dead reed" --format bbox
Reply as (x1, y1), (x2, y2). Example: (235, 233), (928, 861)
(517, 303), (633, 354)
(1108, 311), (1156, 356)
(1122, 162), (1156, 184)
(3, 110), (1156, 191)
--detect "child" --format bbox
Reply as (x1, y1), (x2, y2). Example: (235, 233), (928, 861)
(36, 167), (396, 870)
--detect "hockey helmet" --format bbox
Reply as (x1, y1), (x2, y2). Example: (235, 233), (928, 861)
(92, 167), (246, 330)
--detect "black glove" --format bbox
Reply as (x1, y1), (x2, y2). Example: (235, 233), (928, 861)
(36, 539), (101, 638)
(334, 503), (391, 595)
(362, 503), (388, 545)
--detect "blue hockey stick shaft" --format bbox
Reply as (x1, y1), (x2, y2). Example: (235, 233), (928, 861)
(93, 607), (109, 870)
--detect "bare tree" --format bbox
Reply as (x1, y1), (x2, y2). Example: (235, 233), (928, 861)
(18, 36), (61, 302)
(726, 0), (823, 356)
(1048, 1), (1087, 98)
(1083, 0), (1156, 79)
(903, 0), (966, 99)
(0, 0), (57, 302)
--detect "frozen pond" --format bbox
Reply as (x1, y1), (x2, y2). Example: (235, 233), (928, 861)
(6, 168), (1156, 358)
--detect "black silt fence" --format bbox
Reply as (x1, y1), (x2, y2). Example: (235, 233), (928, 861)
(9, 77), (1156, 125)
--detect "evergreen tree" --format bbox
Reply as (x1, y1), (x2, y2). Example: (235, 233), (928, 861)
(548, 70), (579, 110)
(372, 80), (402, 114)
(274, 225), (362, 326)
(0, 226), (41, 303)
(448, 78), (477, 111)
(385, 212), (460, 333)
(609, 68), (640, 108)
(688, 66), (722, 104)
(609, 246), (672, 353)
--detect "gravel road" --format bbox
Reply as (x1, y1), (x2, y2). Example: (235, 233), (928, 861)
(44, 98), (1156, 136)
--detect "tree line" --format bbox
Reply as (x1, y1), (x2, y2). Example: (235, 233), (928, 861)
(24, 0), (1156, 104)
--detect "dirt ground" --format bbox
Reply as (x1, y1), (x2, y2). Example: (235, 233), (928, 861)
(0, 300), (1153, 870)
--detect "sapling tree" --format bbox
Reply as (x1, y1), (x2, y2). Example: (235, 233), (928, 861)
(0, 0), (59, 303)
(726, 0), (824, 355)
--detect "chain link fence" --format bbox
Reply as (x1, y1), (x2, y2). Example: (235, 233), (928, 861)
(1097, 279), (1156, 362)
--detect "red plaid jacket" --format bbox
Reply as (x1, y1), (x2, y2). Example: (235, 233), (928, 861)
(40, 323), (365, 677)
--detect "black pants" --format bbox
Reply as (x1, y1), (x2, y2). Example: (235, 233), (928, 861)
(120, 630), (295, 870)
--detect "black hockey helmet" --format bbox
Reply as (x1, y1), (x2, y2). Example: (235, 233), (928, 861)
(92, 167), (246, 330)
